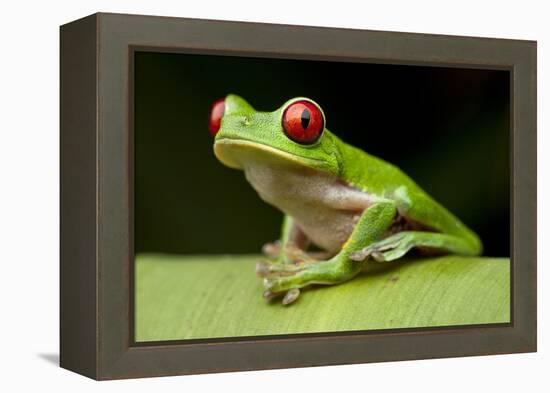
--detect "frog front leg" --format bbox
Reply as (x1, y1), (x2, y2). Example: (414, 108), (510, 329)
(260, 215), (335, 270)
(260, 201), (397, 304)
(261, 215), (310, 264)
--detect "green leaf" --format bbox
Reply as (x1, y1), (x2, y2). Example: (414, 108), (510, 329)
(135, 254), (510, 342)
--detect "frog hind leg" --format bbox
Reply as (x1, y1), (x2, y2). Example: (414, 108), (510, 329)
(262, 200), (397, 303)
(349, 230), (481, 263)
(349, 187), (483, 263)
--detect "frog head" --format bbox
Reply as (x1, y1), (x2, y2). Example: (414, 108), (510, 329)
(211, 94), (340, 175)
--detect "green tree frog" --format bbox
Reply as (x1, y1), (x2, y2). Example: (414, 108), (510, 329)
(210, 94), (482, 305)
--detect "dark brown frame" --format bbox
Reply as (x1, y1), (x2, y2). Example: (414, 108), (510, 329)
(60, 12), (537, 380)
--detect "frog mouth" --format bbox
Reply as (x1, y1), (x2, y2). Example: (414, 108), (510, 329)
(214, 137), (329, 171)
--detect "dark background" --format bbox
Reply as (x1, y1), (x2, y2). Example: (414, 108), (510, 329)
(134, 51), (510, 257)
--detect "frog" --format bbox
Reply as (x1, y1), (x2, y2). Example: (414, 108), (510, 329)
(210, 94), (482, 305)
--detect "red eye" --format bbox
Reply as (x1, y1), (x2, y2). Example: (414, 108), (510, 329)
(282, 100), (325, 144)
(209, 98), (226, 136)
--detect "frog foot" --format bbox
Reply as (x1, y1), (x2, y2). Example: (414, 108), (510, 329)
(256, 259), (318, 306)
(255, 258), (315, 278)
(261, 241), (319, 265)
(282, 245), (319, 264)
(349, 234), (409, 262)
(259, 257), (362, 306)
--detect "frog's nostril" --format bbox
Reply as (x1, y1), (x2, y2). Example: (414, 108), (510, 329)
(209, 97), (226, 136)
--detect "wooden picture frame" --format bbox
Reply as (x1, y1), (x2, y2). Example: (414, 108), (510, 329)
(60, 12), (536, 380)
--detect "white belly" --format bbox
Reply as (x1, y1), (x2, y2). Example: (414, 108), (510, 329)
(292, 208), (360, 253)
(243, 163), (372, 253)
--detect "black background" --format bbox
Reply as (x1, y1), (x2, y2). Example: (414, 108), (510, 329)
(135, 52), (510, 257)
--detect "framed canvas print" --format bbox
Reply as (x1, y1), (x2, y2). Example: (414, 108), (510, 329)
(60, 13), (537, 380)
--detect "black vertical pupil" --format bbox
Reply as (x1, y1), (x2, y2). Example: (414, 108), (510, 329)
(301, 108), (311, 129)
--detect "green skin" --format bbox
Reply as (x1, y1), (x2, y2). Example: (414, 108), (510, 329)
(213, 94), (482, 305)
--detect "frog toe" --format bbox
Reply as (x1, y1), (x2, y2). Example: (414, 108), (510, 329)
(261, 240), (281, 258)
(261, 288), (301, 305)
(282, 288), (300, 305)
(256, 261), (272, 277)
(350, 239), (409, 263)
(349, 237), (404, 262)
(263, 289), (279, 300)
(282, 245), (316, 264)
(255, 261), (302, 278)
